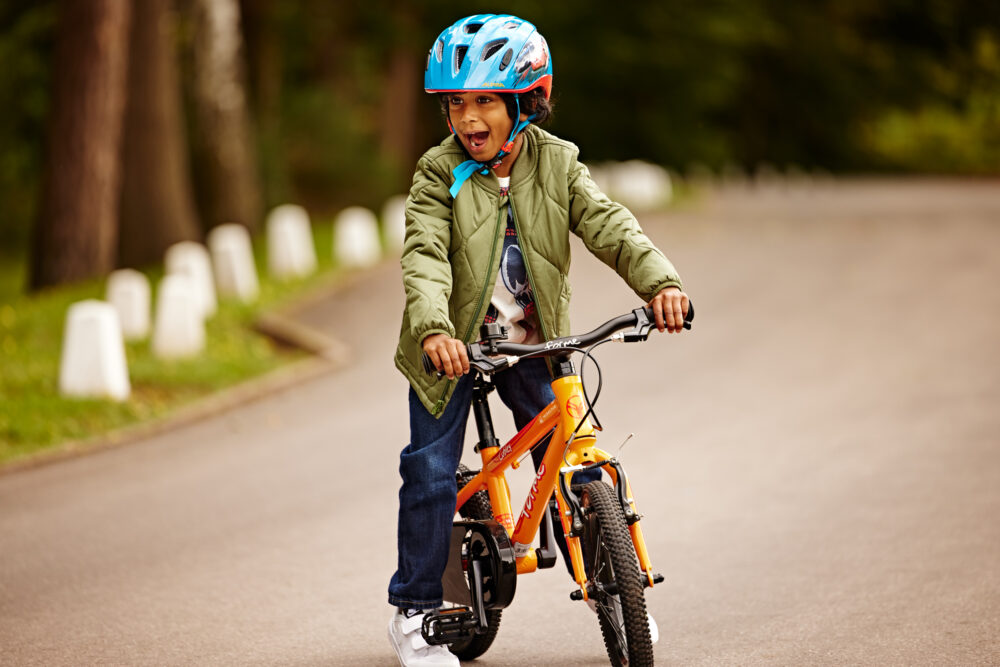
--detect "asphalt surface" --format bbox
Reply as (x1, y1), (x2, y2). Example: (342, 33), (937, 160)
(2, 178), (998, 666)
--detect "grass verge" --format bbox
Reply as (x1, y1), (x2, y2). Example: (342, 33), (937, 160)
(0, 224), (341, 466)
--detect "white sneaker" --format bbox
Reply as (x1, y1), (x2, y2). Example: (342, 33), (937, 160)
(587, 599), (660, 645)
(647, 611), (659, 645)
(388, 608), (460, 667)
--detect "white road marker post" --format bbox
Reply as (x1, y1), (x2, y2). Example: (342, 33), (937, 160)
(58, 300), (131, 401)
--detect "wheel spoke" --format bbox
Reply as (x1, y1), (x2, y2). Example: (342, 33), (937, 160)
(596, 598), (628, 661)
(594, 532), (628, 658)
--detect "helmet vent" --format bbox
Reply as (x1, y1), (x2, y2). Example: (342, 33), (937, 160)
(434, 39), (444, 63)
(499, 48), (513, 70)
(464, 23), (483, 34)
(482, 39), (508, 61)
(502, 21), (519, 30)
(455, 46), (468, 72)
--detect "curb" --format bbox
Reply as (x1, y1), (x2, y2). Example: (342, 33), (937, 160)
(0, 275), (356, 477)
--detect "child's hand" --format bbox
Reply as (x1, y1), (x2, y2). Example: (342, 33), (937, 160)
(422, 334), (471, 379)
(647, 287), (690, 333)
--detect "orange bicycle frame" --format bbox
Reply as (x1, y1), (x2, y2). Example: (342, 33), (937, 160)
(455, 370), (657, 595)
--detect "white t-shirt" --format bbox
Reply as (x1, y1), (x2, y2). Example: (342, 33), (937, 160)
(483, 177), (540, 344)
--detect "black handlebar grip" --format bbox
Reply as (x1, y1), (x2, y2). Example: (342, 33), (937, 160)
(643, 300), (695, 329)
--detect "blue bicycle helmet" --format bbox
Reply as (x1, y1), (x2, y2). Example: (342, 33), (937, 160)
(425, 14), (552, 99)
(425, 15), (553, 197)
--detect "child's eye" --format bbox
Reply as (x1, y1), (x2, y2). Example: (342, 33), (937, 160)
(449, 96), (463, 106)
(476, 96), (492, 104)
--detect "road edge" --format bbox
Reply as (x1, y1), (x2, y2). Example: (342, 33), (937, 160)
(0, 277), (356, 477)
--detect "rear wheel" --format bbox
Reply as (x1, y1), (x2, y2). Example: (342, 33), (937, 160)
(579, 480), (654, 666)
(449, 465), (502, 661)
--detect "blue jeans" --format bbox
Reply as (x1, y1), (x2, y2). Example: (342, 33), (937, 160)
(388, 358), (596, 610)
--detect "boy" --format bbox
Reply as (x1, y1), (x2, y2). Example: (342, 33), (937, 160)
(389, 14), (689, 666)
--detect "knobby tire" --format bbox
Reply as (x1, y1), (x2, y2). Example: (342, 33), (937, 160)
(580, 480), (654, 666)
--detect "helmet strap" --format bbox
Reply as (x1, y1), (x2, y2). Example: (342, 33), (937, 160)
(487, 94), (532, 167)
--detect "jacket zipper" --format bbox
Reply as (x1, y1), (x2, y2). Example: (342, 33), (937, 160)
(460, 205), (506, 344)
(508, 192), (549, 342)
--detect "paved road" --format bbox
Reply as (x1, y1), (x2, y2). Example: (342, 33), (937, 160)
(2, 179), (998, 666)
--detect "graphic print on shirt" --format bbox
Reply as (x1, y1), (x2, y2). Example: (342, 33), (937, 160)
(500, 234), (535, 314)
(483, 204), (538, 344)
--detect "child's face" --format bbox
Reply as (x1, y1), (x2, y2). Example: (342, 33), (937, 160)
(446, 92), (516, 162)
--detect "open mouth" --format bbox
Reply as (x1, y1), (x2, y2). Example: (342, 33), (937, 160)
(466, 131), (490, 150)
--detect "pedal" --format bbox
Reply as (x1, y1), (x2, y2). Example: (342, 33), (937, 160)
(421, 607), (478, 645)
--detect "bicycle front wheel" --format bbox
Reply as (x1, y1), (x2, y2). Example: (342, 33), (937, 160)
(580, 480), (654, 666)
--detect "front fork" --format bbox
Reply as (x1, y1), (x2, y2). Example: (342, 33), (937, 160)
(555, 453), (658, 597)
(546, 372), (657, 598)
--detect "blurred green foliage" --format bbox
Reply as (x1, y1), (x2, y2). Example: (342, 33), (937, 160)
(0, 0), (997, 255)
(0, 1), (55, 252)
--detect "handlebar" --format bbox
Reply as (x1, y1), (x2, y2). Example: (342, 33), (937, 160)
(422, 302), (694, 376)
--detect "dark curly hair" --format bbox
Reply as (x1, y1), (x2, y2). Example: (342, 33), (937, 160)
(438, 87), (553, 126)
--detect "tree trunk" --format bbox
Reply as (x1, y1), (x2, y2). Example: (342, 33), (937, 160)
(378, 46), (419, 174)
(239, 0), (285, 206)
(378, 2), (420, 187)
(30, 0), (131, 290)
(118, 0), (201, 268)
(191, 0), (261, 232)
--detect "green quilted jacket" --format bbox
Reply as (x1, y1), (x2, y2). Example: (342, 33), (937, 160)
(395, 125), (683, 416)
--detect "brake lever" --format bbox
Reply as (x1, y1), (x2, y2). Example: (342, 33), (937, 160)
(421, 344), (516, 378)
(467, 343), (517, 374)
(620, 308), (656, 343)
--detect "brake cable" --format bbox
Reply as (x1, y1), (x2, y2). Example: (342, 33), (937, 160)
(511, 338), (610, 468)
